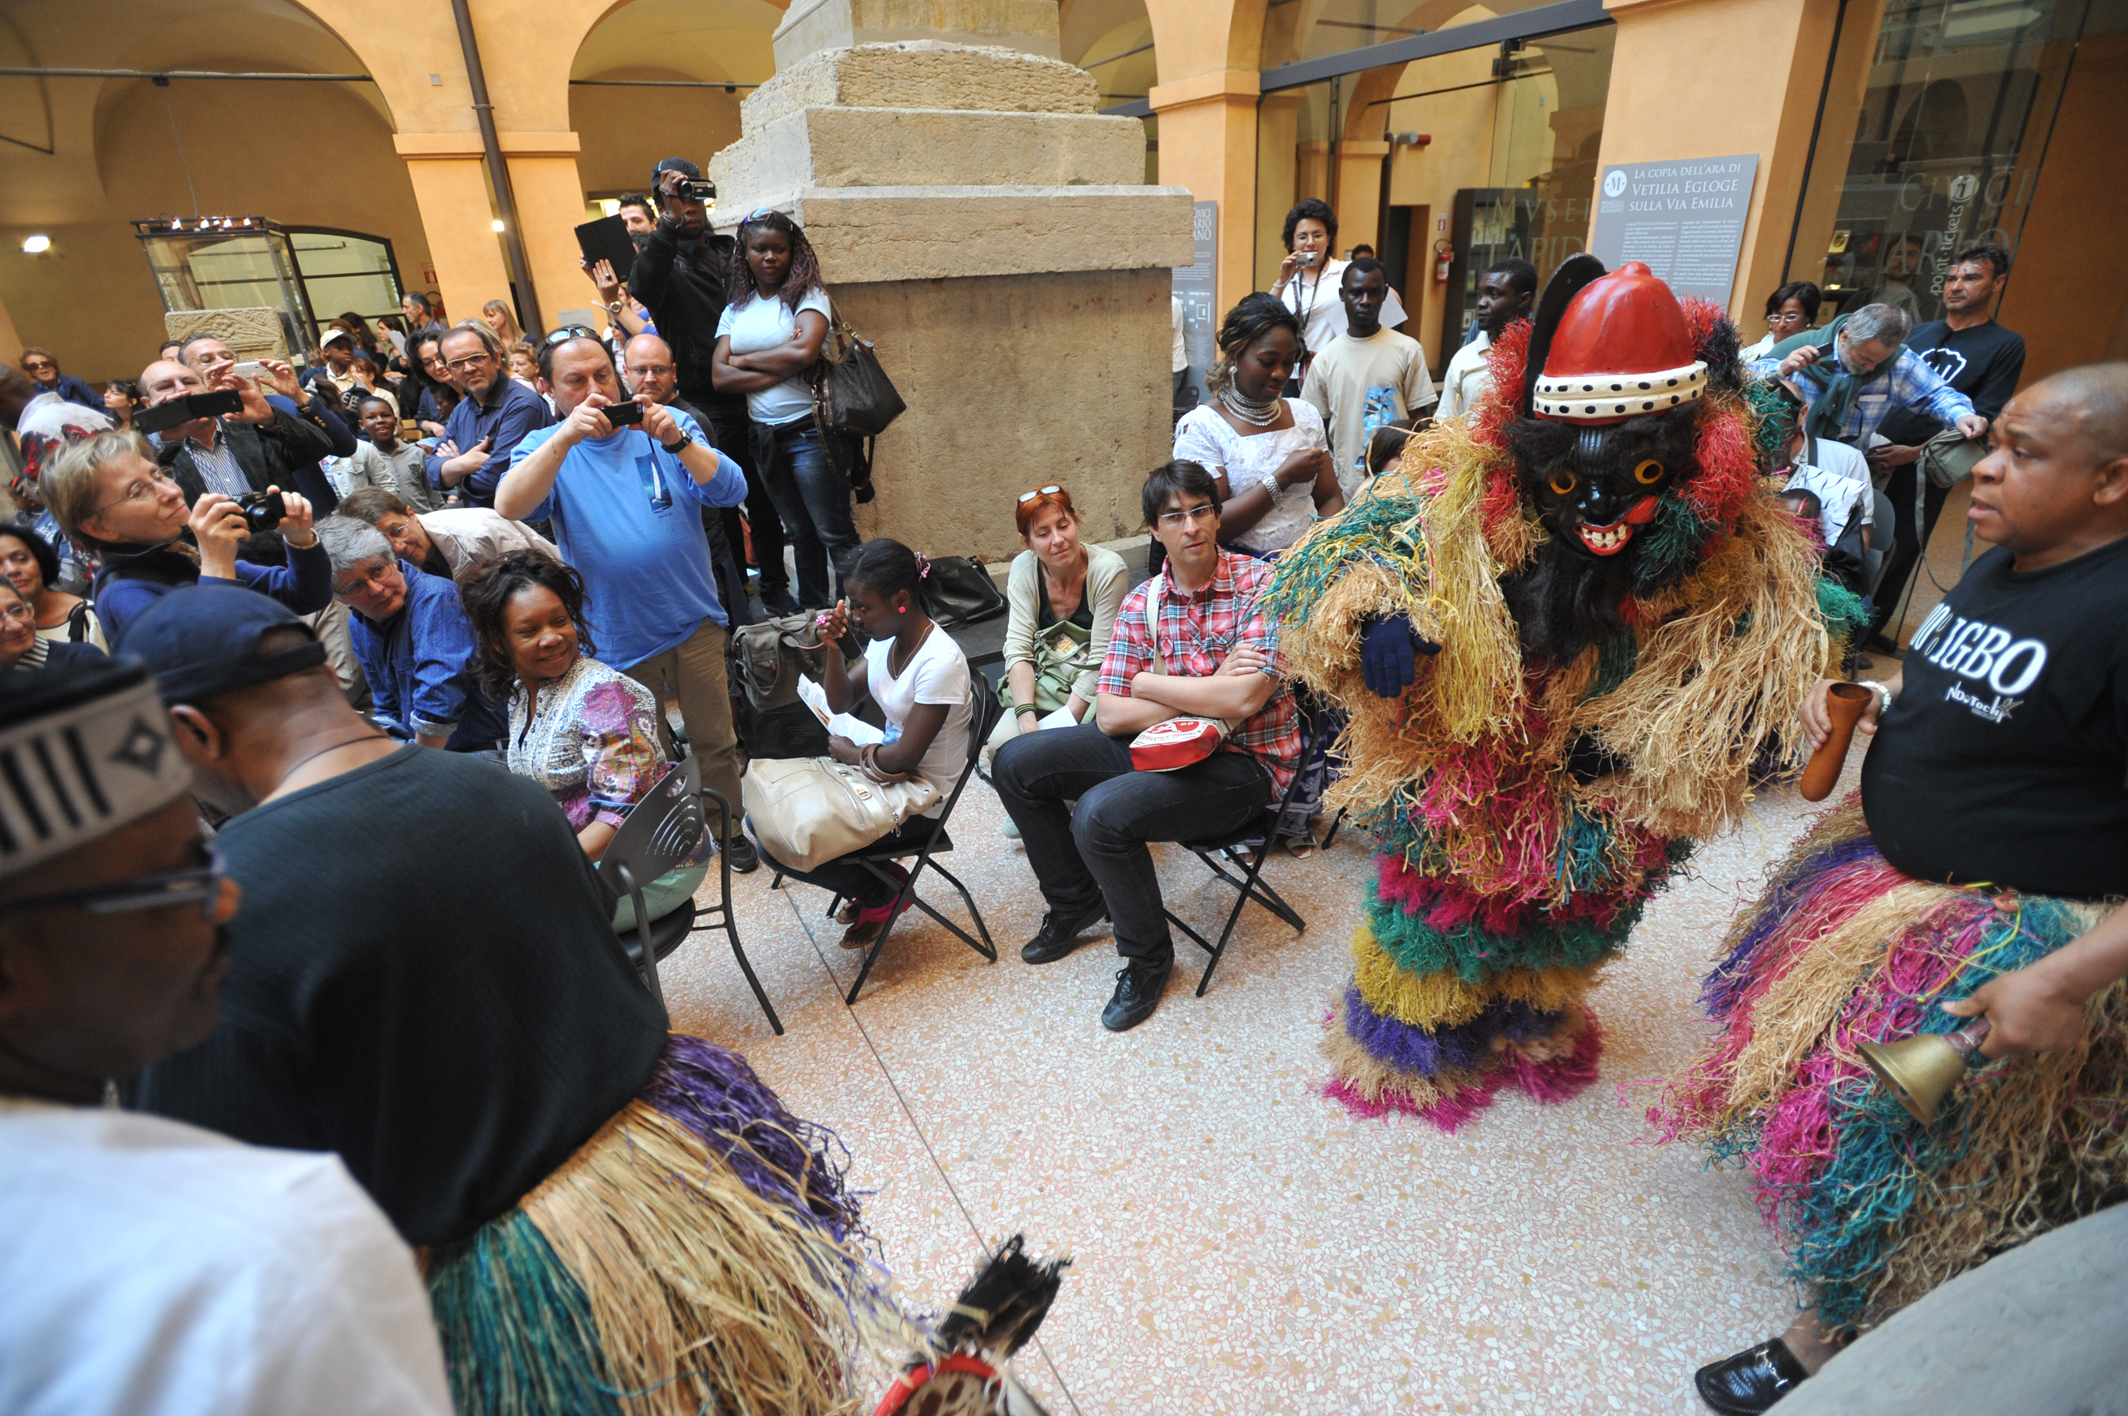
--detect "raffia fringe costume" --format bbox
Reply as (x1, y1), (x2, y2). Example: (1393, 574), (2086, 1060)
(1265, 310), (1866, 1130)
(1650, 797), (2128, 1334)
(425, 1034), (914, 1416)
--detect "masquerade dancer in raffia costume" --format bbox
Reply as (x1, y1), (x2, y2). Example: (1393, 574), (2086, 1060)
(1265, 257), (1865, 1128)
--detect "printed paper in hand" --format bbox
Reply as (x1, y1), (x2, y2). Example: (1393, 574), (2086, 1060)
(795, 675), (886, 746)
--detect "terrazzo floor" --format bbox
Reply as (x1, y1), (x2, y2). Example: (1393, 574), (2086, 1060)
(652, 499), (1983, 1414)
(657, 735), (1883, 1416)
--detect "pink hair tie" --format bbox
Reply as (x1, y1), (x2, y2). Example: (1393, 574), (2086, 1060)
(914, 551), (932, 581)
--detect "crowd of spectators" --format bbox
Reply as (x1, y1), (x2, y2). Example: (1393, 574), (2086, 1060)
(2, 168), (2099, 1416)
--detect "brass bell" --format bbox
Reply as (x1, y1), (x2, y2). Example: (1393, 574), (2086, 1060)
(1857, 1017), (1994, 1124)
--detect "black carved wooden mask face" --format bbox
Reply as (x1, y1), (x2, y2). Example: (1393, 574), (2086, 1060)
(1516, 410), (1699, 560)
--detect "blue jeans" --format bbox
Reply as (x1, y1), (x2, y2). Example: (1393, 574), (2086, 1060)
(752, 421), (860, 610)
(993, 723), (1272, 961)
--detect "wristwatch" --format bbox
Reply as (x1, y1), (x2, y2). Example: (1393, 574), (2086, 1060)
(661, 428), (693, 456)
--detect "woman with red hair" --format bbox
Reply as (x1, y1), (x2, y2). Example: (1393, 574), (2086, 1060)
(991, 483), (1129, 835)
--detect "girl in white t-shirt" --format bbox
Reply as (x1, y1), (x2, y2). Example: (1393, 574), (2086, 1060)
(771, 539), (973, 951)
(711, 210), (860, 610)
(1174, 293), (1344, 556)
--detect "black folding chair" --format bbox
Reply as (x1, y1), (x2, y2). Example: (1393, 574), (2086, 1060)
(771, 687), (1002, 1005)
(602, 755), (782, 1034)
(1162, 715), (1328, 996)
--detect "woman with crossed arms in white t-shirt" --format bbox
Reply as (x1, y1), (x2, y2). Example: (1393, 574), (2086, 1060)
(711, 210), (860, 610)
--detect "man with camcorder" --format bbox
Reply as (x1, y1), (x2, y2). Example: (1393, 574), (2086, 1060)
(629, 156), (795, 615)
(138, 356), (336, 511)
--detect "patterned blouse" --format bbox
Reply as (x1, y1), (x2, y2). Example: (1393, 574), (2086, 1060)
(505, 656), (707, 863)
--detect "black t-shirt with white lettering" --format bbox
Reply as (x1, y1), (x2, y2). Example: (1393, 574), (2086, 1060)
(1877, 318), (2026, 445)
(1862, 535), (2128, 899)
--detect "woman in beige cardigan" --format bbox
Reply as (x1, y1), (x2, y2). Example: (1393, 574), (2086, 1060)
(991, 484), (1129, 834)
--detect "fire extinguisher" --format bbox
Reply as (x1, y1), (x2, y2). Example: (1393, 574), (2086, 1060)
(1433, 239), (1453, 283)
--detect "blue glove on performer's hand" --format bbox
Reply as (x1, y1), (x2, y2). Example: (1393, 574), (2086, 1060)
(1358, 616), (1440, 698)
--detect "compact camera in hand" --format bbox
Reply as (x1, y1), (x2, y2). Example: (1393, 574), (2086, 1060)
(602, 400), (645, 427)
(236, 491), (285, 533)
(1295, 251), (1322, 269)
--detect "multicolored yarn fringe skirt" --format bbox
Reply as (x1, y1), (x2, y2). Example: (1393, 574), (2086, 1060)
(1322, 826), (1682, 1129)
(1650, 797), (2128, 1334)
(426, 1033), (911, 1416)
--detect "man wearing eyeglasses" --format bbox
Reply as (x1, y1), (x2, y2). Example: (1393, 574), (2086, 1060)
(139, 352), (338, 513)
(423, 321), (553, 511)
(993, 459), (1304, 1032)
(0, 659), (454, 1416)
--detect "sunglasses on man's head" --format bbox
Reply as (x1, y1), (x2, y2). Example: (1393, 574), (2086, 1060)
(541, 326), (600, 347)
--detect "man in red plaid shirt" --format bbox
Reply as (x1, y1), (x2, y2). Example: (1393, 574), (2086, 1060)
(993, 460), (1302, 1031)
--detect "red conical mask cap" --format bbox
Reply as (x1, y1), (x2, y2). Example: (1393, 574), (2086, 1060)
(1531, 261), (1707, 424)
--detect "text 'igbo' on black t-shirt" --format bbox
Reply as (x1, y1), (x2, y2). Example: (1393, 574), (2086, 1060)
(1862, 535), (2128, 899)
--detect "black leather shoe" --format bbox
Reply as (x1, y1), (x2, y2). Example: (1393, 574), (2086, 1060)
(763, 590), (801, 617)
(1694, 1338), (1810, 1414)
(723, 833), (760, 875)
(1020, 901), (1108, 964)
(1101, 951), (1172, 1032)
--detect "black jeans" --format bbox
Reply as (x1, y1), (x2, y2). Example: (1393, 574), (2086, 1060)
(760, 818), (932, 909)
(993, 723), (1272, 961)
(1871, 459), (1951, 640)
(704, 406), (789, 603)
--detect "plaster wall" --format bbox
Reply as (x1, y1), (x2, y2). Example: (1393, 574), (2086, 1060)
(1597, 0), (1848, 319)
(839, 267), (1174, 558)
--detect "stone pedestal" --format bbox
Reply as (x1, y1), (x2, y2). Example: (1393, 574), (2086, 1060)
(710, 8), (1192, 559)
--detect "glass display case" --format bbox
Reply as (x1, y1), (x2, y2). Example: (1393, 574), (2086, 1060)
(134, 216), (403, 356)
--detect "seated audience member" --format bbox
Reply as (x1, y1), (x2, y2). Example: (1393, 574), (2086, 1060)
(1174, 293), (1343, 557)
(990, 484), (1128, 837)
(17, 347), (100, 412)
(461, 552), (710, 929)
(0, 519), (104, 648)
(42, 430), (328, 641)
(0, 661), (453, 1416)
(1778, 486), (1824, 531)
(1673, 363), (2128, 1412)
(117, 588), (894, 1414)
(426, 321), (552, 510)
(351, 396), (440, 511)
(992, 460), (1303, 1031)
(314, 515), (504, 751)
(1300, 257), (1437, 491)
(0, 579), (104, 672)
(339, 485), (558, 579)
(1754, 302), (1989, 451)
(1739, 280), (1822, 363)
(408, 333), (458, 438)
(759, 540), (973, 951)
(500, 333), (755, 869)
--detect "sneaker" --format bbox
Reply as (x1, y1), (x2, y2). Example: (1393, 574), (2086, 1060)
(764, 589), (801, 617)
(1101, 950), (1173, 1032)
(999, 815), (1021, 840)
(722, 833), (761, 874)
(1019, 900), (1108, 964)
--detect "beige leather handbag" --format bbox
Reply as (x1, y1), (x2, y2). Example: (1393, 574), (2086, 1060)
(742, 756), (940, 872)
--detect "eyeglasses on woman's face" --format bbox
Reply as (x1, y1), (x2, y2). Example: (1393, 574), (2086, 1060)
(0, 601), (35, 626)
(94, 467), (176, 517)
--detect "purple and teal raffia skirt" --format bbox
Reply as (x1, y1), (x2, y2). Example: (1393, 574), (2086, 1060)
(425, 1034), (909, 1415)
(1650, 796), (2128, 1332)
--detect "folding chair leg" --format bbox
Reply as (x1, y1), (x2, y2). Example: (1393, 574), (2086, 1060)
(844, 878), (917, 1006)
(717, 913), (783, 1035)
(922, 859), (997, 959)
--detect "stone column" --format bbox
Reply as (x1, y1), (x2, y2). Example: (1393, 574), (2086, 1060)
(710, 0), (1193, 558)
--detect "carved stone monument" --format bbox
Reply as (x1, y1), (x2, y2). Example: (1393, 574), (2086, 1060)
(710, 0), (1192, 558)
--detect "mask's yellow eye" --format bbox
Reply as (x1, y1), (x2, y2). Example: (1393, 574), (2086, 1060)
(1549, 471), (1577, 496)
(1634, 458), (1664, 485)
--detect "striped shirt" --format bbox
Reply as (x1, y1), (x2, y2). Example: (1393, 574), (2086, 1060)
(1098, 549), (1301, 796)
(183, 426), (250, 498)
